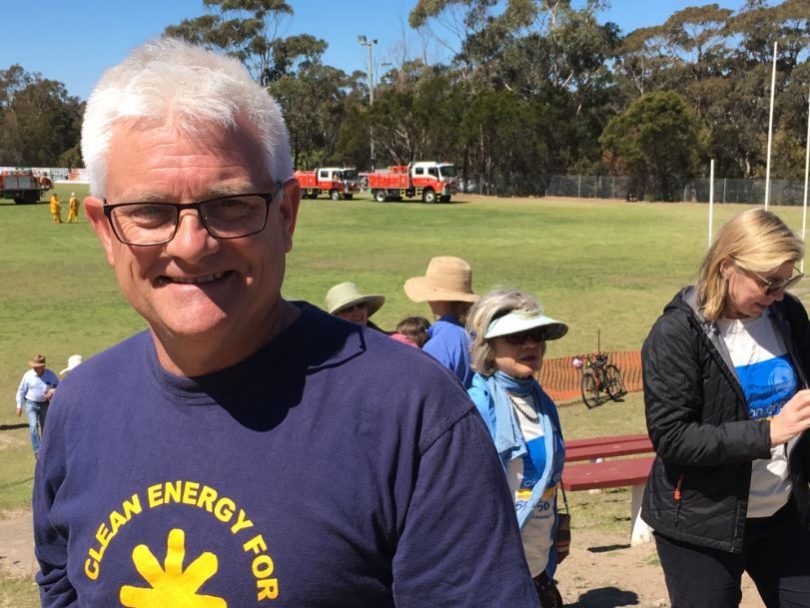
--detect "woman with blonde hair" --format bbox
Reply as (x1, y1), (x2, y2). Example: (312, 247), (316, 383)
(466, 289), (569, 607)
(642, 208), (810, 607)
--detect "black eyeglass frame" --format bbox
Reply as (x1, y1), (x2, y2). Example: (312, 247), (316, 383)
(102, 182), (285, 246)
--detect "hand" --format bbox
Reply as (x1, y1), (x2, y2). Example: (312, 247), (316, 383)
(15, 406), (21, 418)
(770, 389), (810, 445)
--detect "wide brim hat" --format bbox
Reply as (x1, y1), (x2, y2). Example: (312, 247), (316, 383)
(28, 354), (47, 368)
(484, 310), (568, 341)
(60, 354), (83, 375)
(325, 282), (385, 317)
(404, 256), (479, 303)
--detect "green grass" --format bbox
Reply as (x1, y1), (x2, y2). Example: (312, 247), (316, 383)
(1, 190), (806, 600)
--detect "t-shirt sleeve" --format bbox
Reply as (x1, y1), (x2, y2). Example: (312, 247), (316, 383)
(32, 405), (77, 606)
(391, 410), (540, 607)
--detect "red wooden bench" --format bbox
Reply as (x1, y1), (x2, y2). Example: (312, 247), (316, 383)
(561, 437), (655, 545)
(565, 437), (652, 463)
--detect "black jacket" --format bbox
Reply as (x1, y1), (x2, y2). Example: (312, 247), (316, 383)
(641, 287), (810, 553)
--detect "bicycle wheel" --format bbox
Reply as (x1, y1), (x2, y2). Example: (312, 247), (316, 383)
(605, 365), (626, 401)
(581, 370), (601, 408)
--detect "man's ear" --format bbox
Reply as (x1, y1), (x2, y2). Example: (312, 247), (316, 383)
(84, 196), (117, 266)
(279, 179), (301, 253)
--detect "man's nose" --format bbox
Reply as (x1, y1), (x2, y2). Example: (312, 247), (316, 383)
(166, 210), (219, 259)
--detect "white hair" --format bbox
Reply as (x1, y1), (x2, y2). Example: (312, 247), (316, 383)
(466, 289), (544, 377)
(81, 38), (293, 196)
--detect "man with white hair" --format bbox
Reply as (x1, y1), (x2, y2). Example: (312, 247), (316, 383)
(33, 39), (539, 606)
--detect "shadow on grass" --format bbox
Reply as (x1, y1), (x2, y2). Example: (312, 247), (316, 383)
(0, 424), (28, 431)
(0, 476), (33, 491)
(588, 543), (630, 553)
(567, 587), (640, 607)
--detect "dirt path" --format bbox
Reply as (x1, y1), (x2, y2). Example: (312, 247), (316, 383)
(0, 511), (765, 606)
(556, 527), (764, 607)
(0, 512), (38, 579)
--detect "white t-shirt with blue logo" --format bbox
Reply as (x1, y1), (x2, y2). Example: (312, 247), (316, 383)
(718, 311), (798, 518)
(505, 393), (555, 576)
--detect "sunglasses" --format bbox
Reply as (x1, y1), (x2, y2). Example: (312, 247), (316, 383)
(503, 327), (548, 345)
(738, 264), (804, 295)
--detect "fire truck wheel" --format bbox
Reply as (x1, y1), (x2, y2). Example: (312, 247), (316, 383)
(330, 189), (341, 201)
(374, 190), (387, 203)
(422, 189), (437, 204)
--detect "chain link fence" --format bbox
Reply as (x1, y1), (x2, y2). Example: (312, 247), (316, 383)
(543, 175), (810, 205)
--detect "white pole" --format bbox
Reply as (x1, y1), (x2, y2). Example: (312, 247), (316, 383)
(709, 159), (715, 248)
(802, 83), (810, 273)
(765, 41), (778, 210)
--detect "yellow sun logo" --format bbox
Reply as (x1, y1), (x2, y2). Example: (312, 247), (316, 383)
(120, 528), (227, 608)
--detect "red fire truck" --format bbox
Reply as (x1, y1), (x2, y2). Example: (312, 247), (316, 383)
(0, 170), (50, 204)
(294, 167), (360, 201)
(366, 161), (458, 203)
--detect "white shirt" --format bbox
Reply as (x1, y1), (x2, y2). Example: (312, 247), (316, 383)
(718, 312), (797, 518)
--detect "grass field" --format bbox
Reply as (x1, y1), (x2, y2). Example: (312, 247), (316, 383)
(0, 187), (806, 598)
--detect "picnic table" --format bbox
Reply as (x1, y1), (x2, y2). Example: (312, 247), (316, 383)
(562, 433), (655, 545)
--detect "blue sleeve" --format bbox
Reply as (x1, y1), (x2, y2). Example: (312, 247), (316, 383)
(33, 405), (77, 606)
(391, 411), (540, 607)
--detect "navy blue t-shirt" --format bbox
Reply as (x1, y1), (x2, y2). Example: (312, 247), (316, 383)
(34, 303), (539, 607)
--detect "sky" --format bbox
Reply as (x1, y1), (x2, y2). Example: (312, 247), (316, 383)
(4, 0), (754, 101)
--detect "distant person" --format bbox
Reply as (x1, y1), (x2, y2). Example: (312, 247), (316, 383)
(391, 316), (431, 348)
(404, 256), (478, 387)
(49, 192), (62, 223)
(324, 281), (387, 332)
(466, 289), (570, 607)
(59, 354), (83, 377)
(642, 208), (810, 607)
(66, 192), (80, 223)
(32, 39), (538, 606)
(15, 354), (59, 458)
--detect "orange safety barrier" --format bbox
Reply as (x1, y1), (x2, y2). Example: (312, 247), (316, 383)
(536, 350), (642, 404)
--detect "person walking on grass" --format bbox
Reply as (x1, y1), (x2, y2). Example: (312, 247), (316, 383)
(66, 192), (80, 223)
(642, 208), (810, 608)
(15, 354), (58, 458)
(49, 192), (62, 223)
(33, 38), (540, 607)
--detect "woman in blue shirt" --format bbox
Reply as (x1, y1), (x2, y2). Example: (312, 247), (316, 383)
(466, 289), (569, 607)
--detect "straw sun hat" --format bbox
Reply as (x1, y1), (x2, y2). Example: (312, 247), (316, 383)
(404, 256), (479, 303)
(325, 282), (385, 316)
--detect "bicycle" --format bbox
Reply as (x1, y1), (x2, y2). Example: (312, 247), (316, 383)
(574, 353), (627, 409)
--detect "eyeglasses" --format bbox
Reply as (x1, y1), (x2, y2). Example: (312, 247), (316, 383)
(738, 264), (804, 295)
(102, 183), (284, 246)
(503, 328), (547, 345)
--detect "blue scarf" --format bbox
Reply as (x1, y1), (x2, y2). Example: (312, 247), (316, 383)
(483, 371), (562, 529)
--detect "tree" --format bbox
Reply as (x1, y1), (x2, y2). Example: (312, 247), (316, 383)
(0, 65), (83, 166)
(600, 91), (707, 200)
(164, 0), (294, 85)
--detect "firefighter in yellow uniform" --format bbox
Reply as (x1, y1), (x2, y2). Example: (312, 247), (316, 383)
(49, 193), (63, 223)
(66, 192), (80, 223)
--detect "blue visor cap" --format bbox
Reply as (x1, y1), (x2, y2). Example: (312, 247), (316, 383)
(484, 310), (569, 341)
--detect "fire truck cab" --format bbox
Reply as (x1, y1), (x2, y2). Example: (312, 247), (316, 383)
(367, 161), (458, 203)
(295, 167), (359, 201)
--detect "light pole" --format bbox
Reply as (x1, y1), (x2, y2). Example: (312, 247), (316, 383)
(358, 35), (378, 169)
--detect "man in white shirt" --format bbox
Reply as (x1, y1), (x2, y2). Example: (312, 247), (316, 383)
(15, 354), (59, 458)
